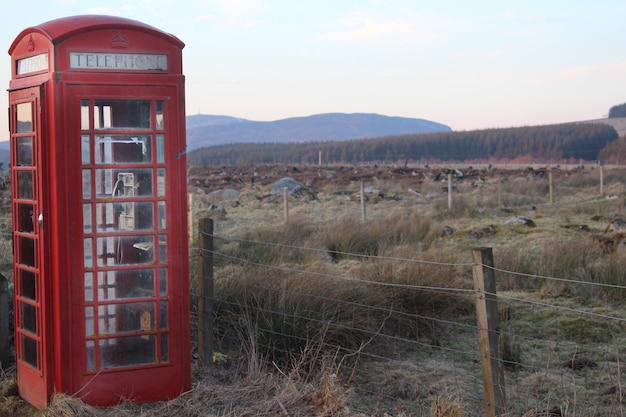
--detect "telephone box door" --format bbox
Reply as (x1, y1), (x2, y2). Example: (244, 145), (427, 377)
(67, 84), (188, 403)
(10, 85), (51, 409)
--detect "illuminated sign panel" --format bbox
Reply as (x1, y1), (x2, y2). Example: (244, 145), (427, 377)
(70, 52), (168, 71)
(17, 53), (49, 75)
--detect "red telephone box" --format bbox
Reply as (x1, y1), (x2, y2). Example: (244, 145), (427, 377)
(7, 15), (191, 408)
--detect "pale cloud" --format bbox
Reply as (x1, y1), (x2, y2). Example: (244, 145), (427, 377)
(560, 66), (595, 78)
(319, 11), (440, 44)
(611, 62), (626, 74)
(210, 0), (266, 27)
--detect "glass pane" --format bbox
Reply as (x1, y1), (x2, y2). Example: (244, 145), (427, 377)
(22, 335), (38, 368)
(17, 203), (34, 233)
(83, 204), (92, 233)
(97, 235), (155, 266)
(97, 202), (156, 232)
(157, 169), (165, 197)
(158, 235), (167, 262)
(81, 100), (90, 131)
(158, 202), (166, 230)
(85, 306), (94, 336)
(156, 134), (164, 163)
(160, 334), (169, 363)
(85, 272), (94, 302)
(160, 301), (168, 329)
(17, 171), (33, 199)
(94, 100), (151, 129)
(82, 169), (91, 199)
(104, 201), (154, 231)
(95, 135), (152, 164)
(18, 237), (35, 268)
(17, 137), (33, 166)
(98, 302), (155, 334)
(81, 135), (91, 164)
(159, 268), (167, 296)
(21, 302), (37, 334)
(20, 269), (36, 300)
(97, 269), (155, 300)
(16, 102), (33, 133)
(97, 169), (153, 198)
(86, 340), (95, 371)
(84, 238), (93, 268)
(99, 336), (155, 368)
(155, 101), (164, 130)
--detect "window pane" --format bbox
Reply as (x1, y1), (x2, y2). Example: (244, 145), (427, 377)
(99, 336), (155, 368)
(82, 135), (91, 164)
(98, 235), (155, 266)
(158, 202), (166, 230)
(21, 302), (37, 334)
(20, 269), (36, 300)
(17, 171), (33, 199)
(156, 134), (164, 163)
(85, 272), (94, 302)
(97, 269), (155, 300)
(95, 135), (152, 164)
(84, 238), (93, 268)
(94, 100), (151, 129)
(155, 101), (164, 130)
(83, 204), (92, 233)
(157, 169), (165, 197)
(18, 237), (35, 268)
(159, 268), (167, 296)
(16, 102), (32, 133)
(96, 169), (153, 198)
(82, 169), (91, 199)
(17, 203), (34, 232)
(22, 335), (39, 368)
(85, 306), (94, 336)
(17, 137), (33, 166)
(98, 302), (155, 334)
(81, 100), (90, 131)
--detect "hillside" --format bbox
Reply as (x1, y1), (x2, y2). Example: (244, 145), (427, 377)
(186, 113), (451, 150)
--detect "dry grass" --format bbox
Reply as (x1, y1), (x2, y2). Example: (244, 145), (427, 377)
(4, 165), (626, 416)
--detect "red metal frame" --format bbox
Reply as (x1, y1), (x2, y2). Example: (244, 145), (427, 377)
(8, 16), (189, 408)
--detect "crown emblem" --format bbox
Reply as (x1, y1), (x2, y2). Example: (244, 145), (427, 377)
(111, 33), (129, 49)
(27, 35), (35, 52)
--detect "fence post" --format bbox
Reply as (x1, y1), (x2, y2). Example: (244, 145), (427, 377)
(448, 173), (453, 210)
(600, 165), (604, 198)
(360, 181), (366, 221)
(548, 172), (554, 205)
(472, 247), (507, 417)
(0, 273), (9, 369)
(283, 187), (289, 223)
(198, 217), (214, 365)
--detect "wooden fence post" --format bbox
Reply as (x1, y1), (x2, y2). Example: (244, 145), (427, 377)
(360, 181), (366, 222)
(472, 247), (507, 417)
(198, 218), (214, 365)
(283, 187), (289, 223)
(448, 173), (453, 210)
(600, 165), (604, 198)
(0, 273), (9, 369)
(548, 172), (554, 205)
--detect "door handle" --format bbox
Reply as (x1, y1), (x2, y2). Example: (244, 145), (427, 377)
(38, 213), (43, 228)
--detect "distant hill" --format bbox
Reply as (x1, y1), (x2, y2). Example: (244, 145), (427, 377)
(186, 113), (451, 150)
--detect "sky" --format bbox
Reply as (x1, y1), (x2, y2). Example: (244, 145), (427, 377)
(1, 0), (626, 140)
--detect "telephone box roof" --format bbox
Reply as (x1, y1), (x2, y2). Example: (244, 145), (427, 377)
(9, 15), (184, 54)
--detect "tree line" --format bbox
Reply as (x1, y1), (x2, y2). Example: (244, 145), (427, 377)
(609, 103), (626, 118)
(187, 122), (619, 166)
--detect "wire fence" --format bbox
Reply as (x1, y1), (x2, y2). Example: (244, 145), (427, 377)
(194, 226), (626, 417)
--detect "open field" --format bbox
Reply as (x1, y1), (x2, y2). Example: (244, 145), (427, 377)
(3, 163), (626, 416)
